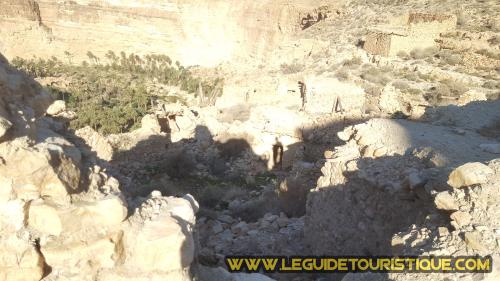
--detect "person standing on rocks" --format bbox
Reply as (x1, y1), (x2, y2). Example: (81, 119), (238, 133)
(298, 81), (307, 111)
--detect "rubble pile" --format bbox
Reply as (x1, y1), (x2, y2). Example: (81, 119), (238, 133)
(198, 211), (305, 260)
(304, 116), (500, 280)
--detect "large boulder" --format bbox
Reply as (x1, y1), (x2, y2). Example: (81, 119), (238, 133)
(124, 195), (197, 274)
(45, 100), (66, 116)
(28, 200), (63, 236)
(0, 143), (80, 204)
(434, 191), (459, 211)
(447, 162), (493, 188)
(41, 231), (124, 272)
(75, 126), (114, 161)
(379, 85), (405, 114)
(0, 116), (12, 139)
(140, 114), (162, 134)
(0, 236), (45, 281)
(59, 195), (128, 233)
(126, 214), (194, 272)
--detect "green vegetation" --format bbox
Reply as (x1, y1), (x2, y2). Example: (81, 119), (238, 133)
(335, 69), (350, 81)
(359, 65), (392, 85)
(12, 51), (223, 134)
(409, 47), (439, 60)
(476, 48), (500, 60)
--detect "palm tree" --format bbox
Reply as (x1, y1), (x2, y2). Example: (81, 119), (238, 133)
(86, 51), (99, 64)
(64, 51), (73, 64)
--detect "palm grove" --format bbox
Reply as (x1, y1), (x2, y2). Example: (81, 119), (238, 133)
(12, 51), (223, 134)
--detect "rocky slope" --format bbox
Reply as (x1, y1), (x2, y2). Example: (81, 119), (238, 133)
(302, 97), (500, 280)
(0, 53), (275, 280)
(0, 55), (191, 280)
(0, 0), (499, 281)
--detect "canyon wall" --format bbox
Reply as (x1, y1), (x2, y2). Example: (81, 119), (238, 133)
(0, 0), (329, 66)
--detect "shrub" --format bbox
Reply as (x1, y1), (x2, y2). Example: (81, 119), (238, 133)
(402, 88), (423, 96)
(417, 72), (437, 82)
(436, 50), (463, 66)
(396, 51), (410, 59)
(401, 70), (419, 81)
(342, 56), (363, 69)
(360, 65), (391, 85)
(410, 47), (439, 60)
(335, 69), (350, 81)
(392, 81), (410, 91)
(483, 80), (500, 90)
(476, 49), (500, 60)
(280, 62), (304, 74)
(487, 36), (499, 46)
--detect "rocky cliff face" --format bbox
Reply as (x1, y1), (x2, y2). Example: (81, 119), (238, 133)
(0, 0), (330, 66)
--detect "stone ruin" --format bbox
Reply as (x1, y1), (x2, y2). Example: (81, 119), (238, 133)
(364, 12), (457, 56)
(276, 76), (367, 115)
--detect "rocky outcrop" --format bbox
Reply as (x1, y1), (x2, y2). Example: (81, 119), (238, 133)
(75, 126), (114, 161)
(0, 0), (337, 66)
(0, 0), (41, 22)
(385, 159), (500, 281)
(198, 211), (305, 258)
(0, 56), (200, 280)
(306, 117), (499, 259)
(447, 162), (493, 188)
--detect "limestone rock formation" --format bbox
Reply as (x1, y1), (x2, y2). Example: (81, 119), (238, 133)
(0, 116), (12, 138)
(0, 1), (499, 281)
(0, 0), (338, 66)
(45, 100), (66, 116)
(306, 117), (499, 260)
(447, 162), (494, 188)
(75, 126), (115, 161)
(386, 159), (500, 281)
(0, 56), (200, 281)
(0, 235), (45, 281)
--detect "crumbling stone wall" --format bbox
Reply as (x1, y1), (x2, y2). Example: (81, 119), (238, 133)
(364, 13), (457, 56)
(363, 32), (393, 57)
(304, 77), (366, 114)
(407, 13), (457, 33)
